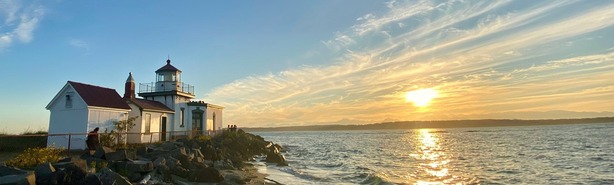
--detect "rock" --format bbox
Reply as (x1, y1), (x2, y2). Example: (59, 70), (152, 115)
(94, 146), (115, 159)
(127, 172), (142, 182)
(192, 148), (205, 159)
(51, 162), (74, 170)
(160, 142), (177, 151)
(176, 138), (190, 146)
(170, 147), (188, 159)
(126, 160), (154, 173)
(0, 166), (35, 185)
(136, 147), (148, 156)
(171, 166), (190, 178)
(34, 163), (55, 185)
(194, 156), (205, 164)
(83, 174), (102, 185)
(266, 151), (288, 166)
(191, 142), (201, 150)
(105, 149), (136, 161)
(165, 156), (180, 170)
(57, 157), (72, 163)
(188, 167), (224, 183)
(202, 145), (219, 161)
(79, 152), (93, 160)
(100, 168), (132, 185)
(86, 157), (106, 169)
(213, 160), (235, 170)
(56, 163), (87, 184)
(152, 157), (166, 168)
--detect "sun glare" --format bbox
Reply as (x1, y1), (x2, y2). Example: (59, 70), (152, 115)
(405, 88), (438, 107)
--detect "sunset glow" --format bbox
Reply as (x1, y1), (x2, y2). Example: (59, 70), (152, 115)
(406, 89), (438, 108)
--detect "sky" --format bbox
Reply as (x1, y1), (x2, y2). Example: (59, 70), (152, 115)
(1, 0), (613, 133)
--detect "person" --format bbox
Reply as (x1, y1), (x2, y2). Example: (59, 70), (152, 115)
(86, 127), (100, 151)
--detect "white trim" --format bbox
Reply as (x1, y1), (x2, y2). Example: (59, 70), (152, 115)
(88, 106), (131, 112)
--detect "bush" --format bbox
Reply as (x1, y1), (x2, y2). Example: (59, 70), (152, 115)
(5, 147), (64, 169)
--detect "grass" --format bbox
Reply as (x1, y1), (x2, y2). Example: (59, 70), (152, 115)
(0, 128), (49, 153)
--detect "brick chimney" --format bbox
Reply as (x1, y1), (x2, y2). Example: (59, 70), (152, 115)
(124, 72), (135, 99)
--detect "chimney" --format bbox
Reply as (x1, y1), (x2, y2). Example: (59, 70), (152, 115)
(125, 72), (135, 99)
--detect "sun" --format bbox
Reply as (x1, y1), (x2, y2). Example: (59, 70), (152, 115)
(405, 88), (438, 107)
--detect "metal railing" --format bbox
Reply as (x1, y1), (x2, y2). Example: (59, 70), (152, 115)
(138, 82), (195, 95)
(0, 130), (221, 155)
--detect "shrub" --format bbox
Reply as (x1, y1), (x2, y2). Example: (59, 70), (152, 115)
(196, 134), (211, 142)
(5, 147), (64, 169)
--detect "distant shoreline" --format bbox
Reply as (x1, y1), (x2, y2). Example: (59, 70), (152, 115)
(242, 117), (614, 132)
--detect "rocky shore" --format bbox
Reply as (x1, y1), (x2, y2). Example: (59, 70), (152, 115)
(0, 129), (287, 185)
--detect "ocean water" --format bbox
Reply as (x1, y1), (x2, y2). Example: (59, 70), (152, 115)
(252, 123), (614, 184)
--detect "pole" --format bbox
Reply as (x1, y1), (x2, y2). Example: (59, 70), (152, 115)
(67, 134), (72, 156)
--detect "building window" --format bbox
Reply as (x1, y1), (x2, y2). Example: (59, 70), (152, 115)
(180, 108), (185, 127)
(192, 107), (204, 132)
(145, 113), (151, 133)
(65, 92), (73, 108)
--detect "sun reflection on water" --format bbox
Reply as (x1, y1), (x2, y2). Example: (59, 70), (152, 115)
(413, 129), (451, 185)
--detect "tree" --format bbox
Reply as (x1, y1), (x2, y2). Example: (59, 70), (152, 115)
(100, 116), (138, 148)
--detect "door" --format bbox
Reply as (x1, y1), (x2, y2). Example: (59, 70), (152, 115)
(161, 116), (167, 141)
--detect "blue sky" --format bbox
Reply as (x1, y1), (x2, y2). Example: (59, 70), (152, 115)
(1, 0), (614, 133)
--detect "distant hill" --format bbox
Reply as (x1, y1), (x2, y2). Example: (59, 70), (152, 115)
(242, 117), (614, 132)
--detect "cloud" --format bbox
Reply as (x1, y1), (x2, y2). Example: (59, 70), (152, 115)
(0, 0), (45, 50)
(206, 1), (614, 127)
(69, 39), (89, 50)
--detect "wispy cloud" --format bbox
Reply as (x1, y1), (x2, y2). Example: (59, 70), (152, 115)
(69, 39), (89, 50)
(0, 0), (45, 50)
(206, 0), (614, 126)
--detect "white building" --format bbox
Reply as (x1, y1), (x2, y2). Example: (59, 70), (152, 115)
(46, 59), (224, 149)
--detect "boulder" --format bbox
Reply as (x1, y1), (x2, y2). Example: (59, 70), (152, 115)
(192, 148), (205, 159)
(152, 157), (166, 168)
(105, 149), (136, 161)
(160, 142), (177, 151)
(94, 146), (115, 159)
(34, 163), (55, 185)
(127, 172), (142, 182)
(266, 151), (288, 166)
(188, 167), (224, 183)
(55, 163), (87, 184)
(136, 146), (149, 156)
(83, 174), (102, 185)
(99, 168), (131, 185)
(0, 166), (35, 185)
(165, 157), (180, 170)
(126, 160), (154, 173)
(176, 138), (190, 146)
(51, 162), (74, 170)
(57, 157), (72, 163)
(171, 166), (190, 178)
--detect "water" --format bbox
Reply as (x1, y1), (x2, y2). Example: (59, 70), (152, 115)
(253, 123), (614, 184)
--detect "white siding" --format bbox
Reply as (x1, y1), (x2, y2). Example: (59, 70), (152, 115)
(206, 107), (223, 131)
(47, 85), (89, 150)
(87, 109), (127, 134)
(129, 111), (166, 143)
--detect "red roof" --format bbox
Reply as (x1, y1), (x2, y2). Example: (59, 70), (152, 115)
(156, 59), (181, 72)
(68, 81), (131, 110)
(129, 98), (174, 112)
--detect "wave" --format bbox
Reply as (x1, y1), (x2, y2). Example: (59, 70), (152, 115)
(278, 166), (330, 182)
(358, 173), (394, 185)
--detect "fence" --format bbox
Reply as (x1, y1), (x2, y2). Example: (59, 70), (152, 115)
(0, 130), (222, 155)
